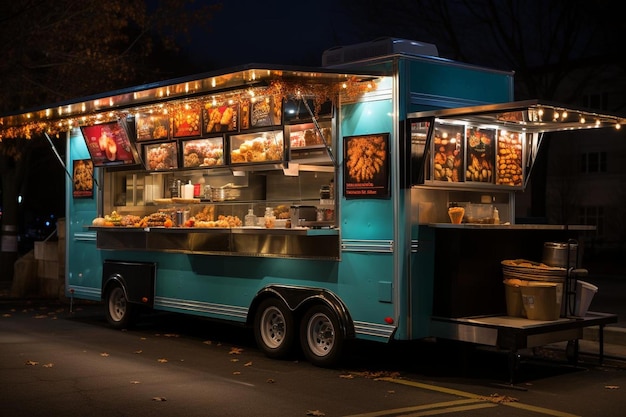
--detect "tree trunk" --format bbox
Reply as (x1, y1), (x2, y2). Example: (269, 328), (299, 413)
(0, 163), (19, 282)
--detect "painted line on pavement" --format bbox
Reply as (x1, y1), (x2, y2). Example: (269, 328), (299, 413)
(368, 377), (581, 417)
(342, 398), (493, 417)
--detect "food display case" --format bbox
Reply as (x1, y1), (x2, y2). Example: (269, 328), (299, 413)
(465, 126), (495, 183)
(287, 121), (333, 163)
(181, 136), (224, 168)
(143, 141), (178, 171)
(229, 130), (284, 164)
(419, 120), (526, 189)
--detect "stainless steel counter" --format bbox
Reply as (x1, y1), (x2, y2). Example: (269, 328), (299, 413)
(428, 223), (595, 230)
(88, 226), (340, 259)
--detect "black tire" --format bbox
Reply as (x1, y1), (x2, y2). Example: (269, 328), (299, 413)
(104, 284), (136, 329)
(300, 304), (344, 367)
(254, 298), (295, 359)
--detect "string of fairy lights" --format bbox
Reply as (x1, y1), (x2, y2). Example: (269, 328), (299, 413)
(0, 78), (376, 141)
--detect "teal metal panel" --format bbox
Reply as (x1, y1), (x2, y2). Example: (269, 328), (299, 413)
(336, 96), (398, 340)
(407, 59), (513, 105)
(340, 99), (394, 240)
(66, 128), (102, 300)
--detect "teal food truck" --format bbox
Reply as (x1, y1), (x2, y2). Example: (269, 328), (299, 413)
(3, 38), (620, 375)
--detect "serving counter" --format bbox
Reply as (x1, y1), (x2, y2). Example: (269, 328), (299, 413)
(89, 226), (340, 259)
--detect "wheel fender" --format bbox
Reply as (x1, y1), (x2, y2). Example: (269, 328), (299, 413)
(101, 260), (156, 307)
(250, 285), (355, 339)
(102, 273), (128, 302)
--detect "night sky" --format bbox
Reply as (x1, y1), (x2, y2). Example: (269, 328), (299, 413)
(188, 0), (359, 69)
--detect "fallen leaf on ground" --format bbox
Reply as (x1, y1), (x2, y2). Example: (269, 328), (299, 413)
(3, 314), (11, 318)
(130, 380), (141, 384)
(605, 385), (620, 389)
(306, 410), (325, 416)
(352, 370), (401, 379)
(33, 315), (48, 319)
(25, 360), (39, 366)
(157, 358), (168, 363)
(229, 347), (243, 355)
(230, 358), (239, 362)
(134, 350), (143, 354)
(244, 361), (252, 367)
(267, 379), (276, 384)
(42, 363), (54, 368)
(339, 374), (354, 379)
(163, 333), (179, 338)
(152, 397), (167, 401)
(203, 340), (212, 345)
(100, 352), (110, 357)
(233, 371), (241, 375)
(477, 393), (519, 403)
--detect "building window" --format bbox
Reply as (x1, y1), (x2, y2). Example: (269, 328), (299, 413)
(580, 152), (607, 173)
(579, 206), (604, 238)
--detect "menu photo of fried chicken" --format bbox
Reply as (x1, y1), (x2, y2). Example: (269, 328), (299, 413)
(203, 102), (238, 133)
(72, 159), (94, 198)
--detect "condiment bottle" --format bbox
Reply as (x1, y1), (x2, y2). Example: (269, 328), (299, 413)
(493, 207), (500, 224)
(245, 208), (257, 227)
(264, 207), (276, 229)
(183, 180), (194, 199)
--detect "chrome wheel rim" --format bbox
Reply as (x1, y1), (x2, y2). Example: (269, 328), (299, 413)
(259, 306), (286, 349)
(306, 312), (335, 357)
(108, 287), (126, 322)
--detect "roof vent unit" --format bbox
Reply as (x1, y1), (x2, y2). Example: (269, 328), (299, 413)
(322, 37), (439, 67)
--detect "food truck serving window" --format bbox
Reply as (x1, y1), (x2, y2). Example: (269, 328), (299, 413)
(408, 116), (525, 189)
(80, 118), (143, 169)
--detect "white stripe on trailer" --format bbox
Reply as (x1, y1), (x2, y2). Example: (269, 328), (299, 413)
(342, 239), (394, 253)
(154, 296), (248, 319)
(70, 285), (101, 298)
(354, 320), (395, 339)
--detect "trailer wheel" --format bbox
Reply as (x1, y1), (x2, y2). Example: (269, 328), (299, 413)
(254, 298), (295, 359)
(105, 285), (135, 329)
(300, 304), (343, 367)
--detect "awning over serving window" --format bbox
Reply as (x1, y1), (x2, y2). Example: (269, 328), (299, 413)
(408, 99), (624, 133)
(407, 100), (625, 188)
